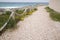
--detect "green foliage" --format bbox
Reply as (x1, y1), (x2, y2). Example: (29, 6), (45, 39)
(26, 8), (37, 15)
(15, 14), (26, 22)
(15, 15), (20, 22)
(0, 18), (16, 35)
(15, 8), (37, 21)
(34, 8), (37, 11)
(45, 7), (60, 22)
(26, 9), (31, 15)
(19, 14), (26, 21)
(6, 18), (16, 29)
(0, 11), (11, 28)
(15, 9), (25, 14)
(5, 11), (11, 15)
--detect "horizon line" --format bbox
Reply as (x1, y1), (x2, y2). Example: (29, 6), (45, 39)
(0, 2), (49, 3)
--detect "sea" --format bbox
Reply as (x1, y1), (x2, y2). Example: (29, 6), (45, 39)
(0, 2), (49, 8)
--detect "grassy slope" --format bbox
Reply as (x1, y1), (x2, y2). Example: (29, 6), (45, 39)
(45, 7), (60, 22)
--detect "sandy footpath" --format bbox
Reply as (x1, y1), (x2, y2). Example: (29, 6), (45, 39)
(0, 6), (60, 40)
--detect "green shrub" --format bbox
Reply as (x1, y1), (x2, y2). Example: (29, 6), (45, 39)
(5, 11), (11, 15)
(34, 8), (37, 11)
(15, 9), (25, 14)
(0, 11), (12, 35)
(19, 14), (26, 21)
(0, 18), (16, 35)
(26, 9), (30, 15)
(15, 16), (20, 22)
(26, 8), (37, 15)
(6, 18), (16, 29)
(0, 12), (10, 28)
(15, 14), (26, 21)
(45, 7), (60, 22)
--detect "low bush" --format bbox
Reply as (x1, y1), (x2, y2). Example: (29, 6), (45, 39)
(45, 7), (60, 22)
(6, 18), (16, 29)
(0, 11), (11, 28)
(15, 13), (26, 21)
(15, 9), (25, 14)
(26, 8), (37, 15)
(0, 11), (12, 35)
(15, 8), (37, 21)
(34, 8), (37, 11)
(0, 18), (16, 35)
(5, 11), (11, 15)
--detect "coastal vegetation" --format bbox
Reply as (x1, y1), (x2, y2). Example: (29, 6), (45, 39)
(45, 7), (60, 22)
(0, 11), (11, 28)
(0, 8), (37, 35)
(15, 8), (37, 21)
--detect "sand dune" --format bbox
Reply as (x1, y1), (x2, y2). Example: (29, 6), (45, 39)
(0, 6), (60, 40)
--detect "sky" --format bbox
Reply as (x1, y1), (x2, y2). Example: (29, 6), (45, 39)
(0, 0), (49, 2)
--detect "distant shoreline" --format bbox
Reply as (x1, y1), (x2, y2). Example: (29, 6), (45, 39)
(0, 2), (49, 8)
(0, 5), (48, 9)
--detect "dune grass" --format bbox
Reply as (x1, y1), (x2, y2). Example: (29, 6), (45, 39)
(0, 8), (37, 35)
(0, 11), (17, 35)
(15, 9), (25, 14)
(0, 15), (9, 28)
(15, 8), (37, 21)
(0, 11), (11, 28)
(45, 7), (60, 22)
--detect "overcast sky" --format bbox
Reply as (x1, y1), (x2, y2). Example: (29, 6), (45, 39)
(0, 0), (49, 2)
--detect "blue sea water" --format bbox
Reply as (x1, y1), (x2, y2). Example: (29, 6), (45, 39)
(0, 2), (48, 8)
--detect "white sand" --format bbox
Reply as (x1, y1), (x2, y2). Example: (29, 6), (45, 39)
(0, 6), (60, 40)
